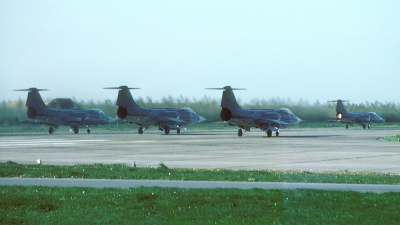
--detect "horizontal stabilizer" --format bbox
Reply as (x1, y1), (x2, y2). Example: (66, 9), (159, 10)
(14, 88), (48, 92)
(205, 86), (246, 91)
(328, 99), (349, 113)
(14, 87), (48, 108)
(103, 86), (140, 90)
(104, 86), (140, 107)
(327, 99), (349, 103)
(206, 86), (244, 109)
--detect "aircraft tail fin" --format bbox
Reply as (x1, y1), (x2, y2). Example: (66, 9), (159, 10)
(329, 100), (349, 113)
(104, 86), (141, 107)
(206, 86), (245, 109)
(14, 88), (48, 108)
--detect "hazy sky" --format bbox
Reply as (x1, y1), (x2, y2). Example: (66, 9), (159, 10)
(1, 1), (399, 105)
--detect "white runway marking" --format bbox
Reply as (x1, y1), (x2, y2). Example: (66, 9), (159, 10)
(0, 139), (107, 148)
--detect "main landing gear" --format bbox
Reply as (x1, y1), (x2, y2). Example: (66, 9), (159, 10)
(138, 127), (144, 134)
(159, 125), (180, 135)
(238, 128), (279, 137)
(267, 130), (279, 137)
(164, 127), (170, 135)
(48, 127), (55, 134)
(73, 126), (79, 134)
(346, 124), (371, 129)
(362, 124), (371, 129)
(163, 127), (180, 135)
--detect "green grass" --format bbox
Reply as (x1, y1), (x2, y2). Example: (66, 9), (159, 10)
(1, 186), (399, 224)
(2, 162), (400, 224)
(383, 135), (400, 142)
(2, 162), (400, 184)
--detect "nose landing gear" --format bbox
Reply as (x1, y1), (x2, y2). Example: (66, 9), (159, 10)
(238, 129), (243, 137)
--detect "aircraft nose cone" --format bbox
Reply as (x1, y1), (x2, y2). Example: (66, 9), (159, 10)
(294, 116), (302, 124)
(107, 116), (115, 122)
(198, 116), (206, 123)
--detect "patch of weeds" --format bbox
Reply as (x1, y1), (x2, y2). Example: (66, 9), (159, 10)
(158, 162), (168, 171)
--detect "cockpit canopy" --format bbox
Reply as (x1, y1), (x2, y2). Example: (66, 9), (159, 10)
(89, 109), (104, 114)
(278, 108), (293, 115)
(181, 107), (195, 113)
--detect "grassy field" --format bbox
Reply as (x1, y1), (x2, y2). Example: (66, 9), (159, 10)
(1, 186), (400, 224)
(2, 162), (400, 184)
(1, 162), (400, 224)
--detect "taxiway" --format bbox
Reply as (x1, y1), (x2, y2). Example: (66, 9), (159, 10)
(1, 128), (400, 173)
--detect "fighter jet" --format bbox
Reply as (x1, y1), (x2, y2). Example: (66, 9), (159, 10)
(207, 86), (302, 137)
(104, 86), (205, 134)
(329, 100), (385, 129)
(14, 88), (114, 134)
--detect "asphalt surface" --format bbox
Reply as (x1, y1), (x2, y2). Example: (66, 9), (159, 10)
(1, 128), (399, 173)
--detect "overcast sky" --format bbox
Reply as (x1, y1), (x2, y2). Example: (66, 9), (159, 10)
(1, 1), (399, 105)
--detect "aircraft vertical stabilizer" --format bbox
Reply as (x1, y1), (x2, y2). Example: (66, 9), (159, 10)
(104, 86), (141, 107)
(221, 86), (242, 109)
(14, 88), (48, 108)
(335, 100), (348, 113)
(206, 86), (244, 109)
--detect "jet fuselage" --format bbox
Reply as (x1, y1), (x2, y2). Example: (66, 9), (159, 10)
(27, 107), (114, 127)
(222, 107), (302, 131)
(118, 106), (204, 130)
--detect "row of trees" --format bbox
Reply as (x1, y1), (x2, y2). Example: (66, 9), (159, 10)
(1, 96), (400, 126)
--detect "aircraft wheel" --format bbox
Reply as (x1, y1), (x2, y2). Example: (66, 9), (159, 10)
(346, 124), (349, 129)
(276, 131), (279, 137)
(238, 129), (243, 137)
(177, 129), (180, 134)
(138, 127), (143, 134)
(87, 128), (90, 134)
(49, 127), (54, 134)
(363, 124), (366, 129)
(74, 126), (79, 134)
(164, 128), (170, 135)
(267, 130), (272, 137)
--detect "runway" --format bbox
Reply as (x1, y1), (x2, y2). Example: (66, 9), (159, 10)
(1, 128), (400, 173)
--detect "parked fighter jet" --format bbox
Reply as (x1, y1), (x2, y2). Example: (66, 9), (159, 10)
(329, 100), (385, 129)
(104, 86), (205, 134)
(207, 86), (302, 137)
(14, 88), (114, 134)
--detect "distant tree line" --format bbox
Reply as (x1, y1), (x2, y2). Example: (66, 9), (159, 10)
(1, 97), (400, 126)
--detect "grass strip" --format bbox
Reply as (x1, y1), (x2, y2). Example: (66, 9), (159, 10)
(1, 162), (400, 184)
(383, 135), (400, 142)
(1, 186), (399, 224)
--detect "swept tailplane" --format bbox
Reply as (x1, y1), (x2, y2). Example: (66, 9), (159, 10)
(206, 86), (245, 109)
(104, 86), (141, 107)
(328, 100), (349, 114)
(14, 88), (48, 108)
